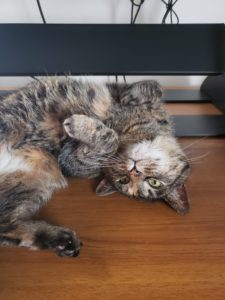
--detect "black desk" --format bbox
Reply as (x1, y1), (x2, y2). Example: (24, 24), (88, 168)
(0, 24), (224, 136)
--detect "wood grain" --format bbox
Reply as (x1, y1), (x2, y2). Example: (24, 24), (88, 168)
(0, 137), (225, 300)
(0, 89), (224, 300)
(165, 103), (222, 115)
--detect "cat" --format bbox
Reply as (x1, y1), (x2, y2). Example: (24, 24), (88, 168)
(0, 77), (190, 257)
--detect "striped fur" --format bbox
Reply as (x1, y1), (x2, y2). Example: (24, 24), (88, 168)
(0, 78), (190, 256)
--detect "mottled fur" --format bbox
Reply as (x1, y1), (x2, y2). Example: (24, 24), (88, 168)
(0, 77), (190, 256)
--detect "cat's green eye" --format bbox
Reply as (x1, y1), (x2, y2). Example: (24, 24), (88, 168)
(148, 178), (162, 188)
(119, 176), (130, 185)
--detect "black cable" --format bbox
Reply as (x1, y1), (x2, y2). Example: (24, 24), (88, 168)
(36, 0), (46, 24)
(34, 0), (46, 81)
(161, 0), (179, 24)
(31, 0), (46, 82)
(115, 0), (145, 84)
(130, 0), (145, 24)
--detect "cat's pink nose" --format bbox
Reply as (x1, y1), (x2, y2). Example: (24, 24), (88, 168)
(129, 167), (141, 177)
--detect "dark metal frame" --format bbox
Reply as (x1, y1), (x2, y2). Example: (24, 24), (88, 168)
(0, 24), (224, 136)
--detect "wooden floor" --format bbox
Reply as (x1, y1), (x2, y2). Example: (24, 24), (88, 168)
(0, 103), (225, 299)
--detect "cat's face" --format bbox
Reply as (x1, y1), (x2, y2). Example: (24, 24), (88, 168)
(96, 136), (191, 214)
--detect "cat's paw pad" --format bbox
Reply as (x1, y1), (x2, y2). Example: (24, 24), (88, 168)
(63, 114), (100, 138)
(55, 230), (82, 257)
(63, 114), (105, 141)
(63, 114), (86, 138)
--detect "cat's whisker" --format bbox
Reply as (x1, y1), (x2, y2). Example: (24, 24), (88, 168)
(103, 158), (124, 165)
(95, 160), (120, 166)
(182, 136), (208, 151)
(76, 159), (117, 168)
(106, 158), (123, 164)
(98, 157), (123, 164)
(183, 149), (194, 156)
(187, 151), (211, 162)
(97, 154), (123, 163)
(75, 164), (115, 171)
(90, 164), (117, 168)
(111, 152), (125, 159)
(100, 162), (125, 168)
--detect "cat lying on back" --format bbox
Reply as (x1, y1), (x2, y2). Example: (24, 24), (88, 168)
(0, 78), (190, 257)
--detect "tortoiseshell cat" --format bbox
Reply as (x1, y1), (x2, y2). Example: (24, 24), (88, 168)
(0, 77), (190, 257)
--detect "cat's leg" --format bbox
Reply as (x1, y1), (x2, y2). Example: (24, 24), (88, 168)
(0, 220), (81, 257)
(58, 114), (119, 177)
(0, 146), (81, 257)
(117, 81), (171, 130)
(119, 80), (163, 108)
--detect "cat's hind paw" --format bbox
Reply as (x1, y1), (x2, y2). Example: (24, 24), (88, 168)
(35, 228), (82, 257)
(55, 231), (82, 257)
(121, 80), (163, 107)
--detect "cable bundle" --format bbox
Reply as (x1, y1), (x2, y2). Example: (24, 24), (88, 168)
(161, 0), (179, 24)
(115, 0), (146, 83)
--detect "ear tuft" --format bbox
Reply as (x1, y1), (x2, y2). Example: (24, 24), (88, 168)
(96, 178), (117, 196)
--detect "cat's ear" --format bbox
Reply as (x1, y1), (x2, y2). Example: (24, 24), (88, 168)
(163, 184), (190, 215)
(96, 178), (117, 196)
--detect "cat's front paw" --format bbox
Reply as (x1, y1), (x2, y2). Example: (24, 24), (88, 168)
(121, 80), (163, 107)
(63, 114), (102, 139)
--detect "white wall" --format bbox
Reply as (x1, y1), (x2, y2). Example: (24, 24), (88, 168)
(0, 0), (224, 87)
